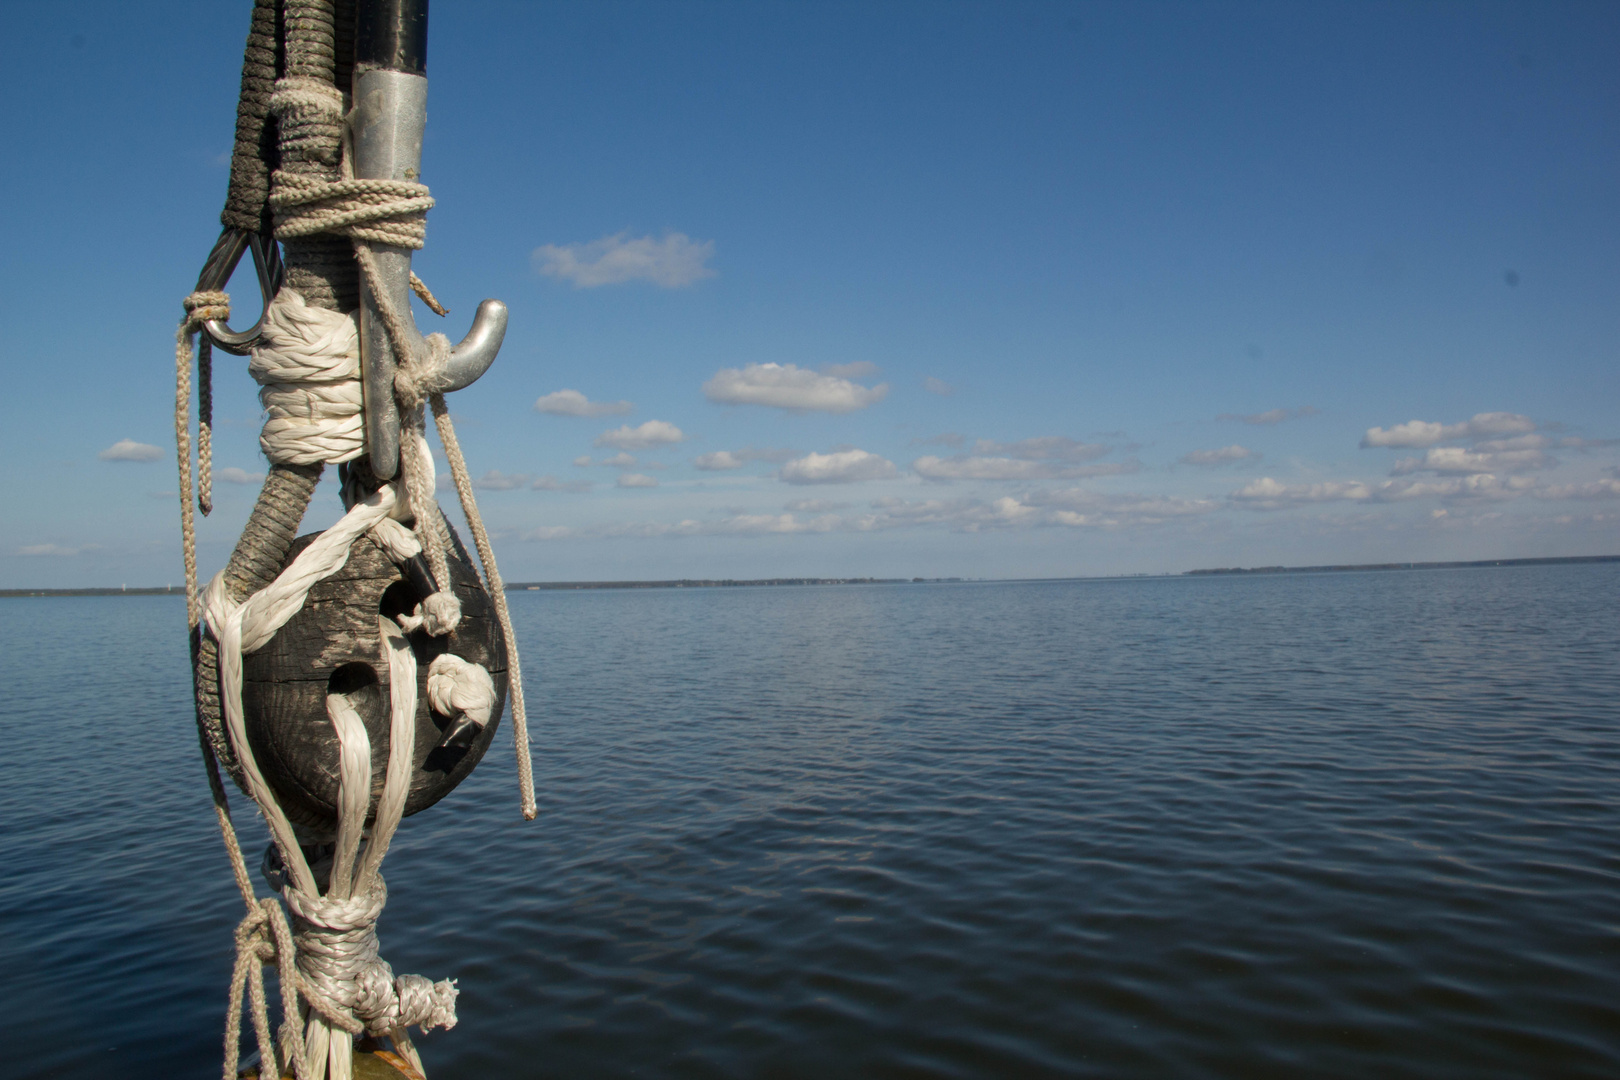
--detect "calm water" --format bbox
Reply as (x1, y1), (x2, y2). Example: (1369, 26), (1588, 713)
(3, 565), (1618, 1078)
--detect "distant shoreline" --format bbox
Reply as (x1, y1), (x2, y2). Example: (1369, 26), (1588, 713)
(3, 556), (1614, 597)
(1182, 554), (1620, 576)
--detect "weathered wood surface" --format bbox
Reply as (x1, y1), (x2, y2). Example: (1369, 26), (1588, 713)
(239, 1042), (424, 1079)
(240, 525), (507, 831)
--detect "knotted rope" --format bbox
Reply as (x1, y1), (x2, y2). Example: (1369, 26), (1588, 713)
(283, 877), (458, 1035)
(181, 8), (536, 1074)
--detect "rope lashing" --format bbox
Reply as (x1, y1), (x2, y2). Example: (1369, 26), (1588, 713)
(251, 291), (367, 465)
(264, 73), (458, 622)
(284, 878), (459, 1035)
(274, 173), (436, 248)
(269, 75), (346, 170)
(267, 79), (434, 251)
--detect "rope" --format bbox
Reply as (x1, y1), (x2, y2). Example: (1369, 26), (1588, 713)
(410, 273), (448, 316)
(187, 7), (537, 1075)
(221, 0), (281, 237)
(250, 290), (366, 465)
(177, 290), (230, 626)
(428, 397), (539, 819)
(274, 173), (435, 248)
(199, 335), (214, 516)
(201, 484), (469, 1079)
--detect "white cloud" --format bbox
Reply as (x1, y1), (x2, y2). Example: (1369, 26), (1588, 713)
(1474, 434), (1550, 452)
(972, 437), (1108, 462)
(523, 512), (843, 541)
(693, 446), (797, 471)
(1231, 477), (1374, 509)
(572, 455), (594, 467)
(1535, 478), (1620, 500)
(470, 470), (533, 490)
(594, 420), (685, 450)
(693, 450), (745, 471)
(601, 451), (638, 468)
(519, 487), (1215, 541)
(1389, 446), (1555, 475)
(1393, 475), (1537, 501)
(1179, 445), (1259, 466)
(217, 467), (260, 484)
(18, 542), (100, 556)
(523, 525), (579, 540)
(617, 473), (659, 488)
(533, 389), (633, 417)
(912, 456), (1138, 481)
(923, 376), (955, 396)
(1231, 473), (1539, 510)
(780, 449), (898, 485)
(1217, 406), (1319, 426)
(99, 438), (163, 462)
(1030, 488), (1218, 523)
(1361, 411), (1536, 448)
(703, 362), (888, 412)
(533, 231), (715, 288)
(862, 490), (1215, 532)
(712, 513), (836, 535)
(532, 475), (592, 492)
(910, 436), (1124, 481)
(822, 361), (881, 379)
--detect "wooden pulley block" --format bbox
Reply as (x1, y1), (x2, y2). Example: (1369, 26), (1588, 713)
(238, 527), (507, 832)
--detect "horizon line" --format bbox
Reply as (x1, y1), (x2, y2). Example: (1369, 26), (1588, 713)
(3, 554), (1615, 598)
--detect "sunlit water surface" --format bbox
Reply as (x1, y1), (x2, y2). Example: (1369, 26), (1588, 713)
(3, 565), (1617, 1078)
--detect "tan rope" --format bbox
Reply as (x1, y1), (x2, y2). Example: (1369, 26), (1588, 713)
(199, 336), (214, 516)
(272, 173), (435, 248)
(351, 242), (454, 603)
(177, 291), (229, 627)
(409, 272), (448, 316)
(430, 396), (537, 819)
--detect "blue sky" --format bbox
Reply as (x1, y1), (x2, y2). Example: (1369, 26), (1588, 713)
(3, 1), (1616, 586)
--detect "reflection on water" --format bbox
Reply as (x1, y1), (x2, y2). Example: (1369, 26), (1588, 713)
(3, 565), (1618, 1078)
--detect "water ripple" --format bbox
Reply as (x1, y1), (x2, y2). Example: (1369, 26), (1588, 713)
(3, 566), (1619, 1077)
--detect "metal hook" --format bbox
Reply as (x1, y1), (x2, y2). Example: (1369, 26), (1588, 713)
(353, 67), (507, 480)
(192, 227), (283, 356)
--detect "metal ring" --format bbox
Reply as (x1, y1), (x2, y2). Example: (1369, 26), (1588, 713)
(194, 227), (283, 356)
